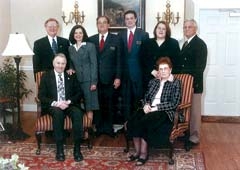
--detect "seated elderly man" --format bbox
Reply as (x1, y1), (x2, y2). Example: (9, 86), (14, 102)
(38, 53), (84, 162)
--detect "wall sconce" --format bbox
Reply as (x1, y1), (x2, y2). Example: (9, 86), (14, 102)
(62, 0), (85, 25)
(156, 0), (180, 25)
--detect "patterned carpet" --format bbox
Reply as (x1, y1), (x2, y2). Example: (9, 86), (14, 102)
(0, 143), (205, 170)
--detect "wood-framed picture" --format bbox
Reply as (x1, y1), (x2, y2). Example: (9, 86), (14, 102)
(98, 0), (145, 32)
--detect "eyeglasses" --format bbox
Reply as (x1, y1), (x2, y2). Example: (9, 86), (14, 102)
(97, 21), (108, 25)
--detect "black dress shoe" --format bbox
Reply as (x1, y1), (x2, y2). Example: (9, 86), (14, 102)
(135, 157), (148, 166)
(105, 131), (116, 138)
(74, 151), (84, 162)
(187, 141), (199, 150)
(127, 155), (139, 162)
(56, 142), (65, 161)
(56, 153), (65, 161)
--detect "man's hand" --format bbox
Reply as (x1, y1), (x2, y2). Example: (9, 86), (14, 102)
(90, 84), (97, 91)
(56, 101), (69, 110)
(113, 78), (121, 89)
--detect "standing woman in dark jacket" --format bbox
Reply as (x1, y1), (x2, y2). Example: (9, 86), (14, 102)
(127, 57), (181, 166)
(140, 21), (180, 92)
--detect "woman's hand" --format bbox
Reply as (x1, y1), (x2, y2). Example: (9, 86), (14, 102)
(66, 69), (75, 75)
(143, 104), (151, 114)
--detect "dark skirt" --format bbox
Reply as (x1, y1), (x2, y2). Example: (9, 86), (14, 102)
(127, 109), (173, 147)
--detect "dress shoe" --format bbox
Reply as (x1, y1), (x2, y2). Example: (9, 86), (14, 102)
(95, 131), (102, 137)
(106, 131), (116, 138)
(135, 156), (148, 166)
(56, 152), (65, 161)
(127, 154), (139, 162)
(56, 142), (65, 161)
(74, 151), (84, 162)
(187, 140), (199, 150)
(73, 142), (83, 162)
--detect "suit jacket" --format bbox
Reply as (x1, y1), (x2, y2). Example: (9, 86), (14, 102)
(143, 77), (181, 122)
(38, 70), (82, 113)
(175, 35), (207, 93)
(68, 42), (98, 85)
(88, 33), (122, 84)
(33, 36), (70, 75)
(118, 28), (149, 82)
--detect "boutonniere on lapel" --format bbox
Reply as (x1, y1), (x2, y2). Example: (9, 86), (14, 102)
(110, 46), (115, 50)
(136, 41), (142, 45)
(59, 44), (63, 49)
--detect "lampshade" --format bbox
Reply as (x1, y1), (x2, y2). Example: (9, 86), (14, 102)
(2, 33), (34, 56)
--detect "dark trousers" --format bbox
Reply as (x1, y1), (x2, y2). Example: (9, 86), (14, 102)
(127, 109), (172, 147)
(122, 78), (143, 121)
(49, 106), (83, 143)
(95, 82), (114, 133)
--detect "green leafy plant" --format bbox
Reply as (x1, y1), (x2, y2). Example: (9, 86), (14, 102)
(0, 57), (32, 100)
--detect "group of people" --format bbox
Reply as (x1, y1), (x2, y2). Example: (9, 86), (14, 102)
(33, 9), (207, 165)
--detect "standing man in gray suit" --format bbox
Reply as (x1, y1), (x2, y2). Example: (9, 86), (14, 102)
(175, 19), (207, 148)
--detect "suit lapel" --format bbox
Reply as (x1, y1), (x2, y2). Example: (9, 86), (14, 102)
(50, 70), (58, 100)
(64, 72), (69, 98)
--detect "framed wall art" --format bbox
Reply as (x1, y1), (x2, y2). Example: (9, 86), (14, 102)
(98, 0), (145, 32)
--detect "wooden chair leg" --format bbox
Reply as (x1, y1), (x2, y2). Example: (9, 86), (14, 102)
(87, 127), (93, 149)
(124, 129), (130, 153)
(169, 141), (174, 165)
(184, 129), (191, 151)
(35, 132), (42, 155)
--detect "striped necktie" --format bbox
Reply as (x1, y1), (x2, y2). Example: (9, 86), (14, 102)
(57, 73), (65, 101)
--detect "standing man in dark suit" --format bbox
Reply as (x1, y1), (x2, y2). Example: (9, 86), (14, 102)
(33, 18), (70, 78)
(88, 16), (122, 137)
(38, 53), (84, 162)
(118, 10), (149, 121)
(175, 19), (207, 148)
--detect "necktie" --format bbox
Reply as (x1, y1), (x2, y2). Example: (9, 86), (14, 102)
(52, 38), (58, 54)
(182, 40), (188, 50)
(128, 31), (134, 52)
(99, 35), (105, 51)
(57, 73), (65, 101)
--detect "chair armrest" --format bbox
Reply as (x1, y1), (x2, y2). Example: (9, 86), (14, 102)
(173, 102), (192, 128)
(35, 97), (40, 104)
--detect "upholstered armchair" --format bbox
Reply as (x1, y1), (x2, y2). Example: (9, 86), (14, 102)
(34, 72), (93, 155)
(124, 74), (194, 165)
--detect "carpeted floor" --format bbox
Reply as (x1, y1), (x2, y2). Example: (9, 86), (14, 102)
(0, 143), (205, 170)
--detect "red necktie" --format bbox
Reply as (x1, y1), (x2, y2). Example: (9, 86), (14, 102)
(99, 35), (105, 51)
(128, 31), (134, 52)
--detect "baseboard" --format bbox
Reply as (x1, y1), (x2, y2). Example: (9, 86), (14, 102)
(22, 104), (37, 112)
(202, 116), (240, 123)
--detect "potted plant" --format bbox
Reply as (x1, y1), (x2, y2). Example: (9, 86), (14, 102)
(0, 57), (32, 100)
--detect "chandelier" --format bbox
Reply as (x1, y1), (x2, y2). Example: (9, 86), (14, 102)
(62, 1), (85, 25)
(156, 0), (180, 25)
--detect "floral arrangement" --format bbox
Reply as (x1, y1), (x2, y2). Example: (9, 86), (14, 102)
(0, 154), (29, 170)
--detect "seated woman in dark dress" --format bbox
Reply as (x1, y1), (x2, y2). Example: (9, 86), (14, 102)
(126, 57), (181, 166)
